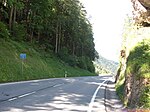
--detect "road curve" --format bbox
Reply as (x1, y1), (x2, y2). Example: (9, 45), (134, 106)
(0, 75), (122, 112)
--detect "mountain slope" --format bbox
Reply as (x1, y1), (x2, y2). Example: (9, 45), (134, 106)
(0, 38), (96, 83)
(94, 55), (119, 74)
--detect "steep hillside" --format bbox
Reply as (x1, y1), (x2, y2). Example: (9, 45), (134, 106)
(125, 39), (150, 108)
(0, 38), (96, 83)
(116, 0), (150, 109)
(0, 0), (97, 75)
(116, 38), (150, 109)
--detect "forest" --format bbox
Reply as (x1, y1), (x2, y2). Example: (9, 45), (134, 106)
(0, 0), (98, 73)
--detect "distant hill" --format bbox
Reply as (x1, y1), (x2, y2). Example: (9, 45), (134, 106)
(94, 55), (119, 74)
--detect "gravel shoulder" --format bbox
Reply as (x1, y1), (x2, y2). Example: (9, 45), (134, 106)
(105, 81), (126, 112)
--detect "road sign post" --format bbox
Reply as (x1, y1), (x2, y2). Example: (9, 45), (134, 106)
(20, 53), (26, 75)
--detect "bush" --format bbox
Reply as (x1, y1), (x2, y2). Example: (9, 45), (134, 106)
(126, 39), (150, 78)
(12, 23), (26, 41)
(58, 47), (77, 67)
(58, 48), (95, 72)
(116, 82), (125, 102)
(77, 56), (95, 73)
(125, 39), (150, 108)
(67, 55), (78, 67)
(0, 22), (10, 39)
(139, 85), (150, 108)
(58, 47), (69, 61)
(77, 56), (87, 70)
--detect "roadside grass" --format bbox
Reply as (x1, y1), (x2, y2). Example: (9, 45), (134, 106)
(116, 39), (150, 108)
(139, 85), (150, 108)
(126, 39), (150, 108)
(126, 39), (150, 79)
(115, 71), (125, 104)
(0, 38), (96, 83)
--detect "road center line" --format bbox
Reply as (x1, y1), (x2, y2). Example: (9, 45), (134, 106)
(18, 92), (36, 98)
(53, 84), (63, 87)
(8, 92), (36, 102)
(88, 79), (108, 112)
(6, 83), (65, 102)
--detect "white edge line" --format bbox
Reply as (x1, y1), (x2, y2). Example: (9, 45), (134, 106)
(88, 79), (108, 112)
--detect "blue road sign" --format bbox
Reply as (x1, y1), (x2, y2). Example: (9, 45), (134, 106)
(20, 53), (26, 59)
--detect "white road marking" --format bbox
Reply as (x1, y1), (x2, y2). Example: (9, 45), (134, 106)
(7, 83), (64, 102)
(18, 92), (36, 98)
(8, 92), (36, 102)
(53, 84), (63, 87)
(88, 79), (108, 112)
(8, 97), (17, 101)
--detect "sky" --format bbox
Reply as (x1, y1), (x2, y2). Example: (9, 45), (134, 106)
(80, 0), (133, 62)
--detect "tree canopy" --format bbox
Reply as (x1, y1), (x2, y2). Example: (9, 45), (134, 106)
(0, 0), (97, 72)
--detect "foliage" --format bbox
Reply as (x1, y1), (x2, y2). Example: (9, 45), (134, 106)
(116, 82), (125, 102)
(0, 0), (96, 72)
(139, 85), (150, 108)
(115, 69), (126, 103)
(126, 39), (150, 78)
(95, 56), (118, 74)
(66, 55), (78, 67)
(93, 62), (110, 74)
(0, 22), (10, 39)
(86, 58), (95, 73)
(12, 23), (26, 41)
(77, 56), (87, 70)
(123, 39), (150, 107)
(58, 47), (78, 67)
(0, 38), (96, 83)
(116, 3), (150, 109)
(58, 47), (69, 61)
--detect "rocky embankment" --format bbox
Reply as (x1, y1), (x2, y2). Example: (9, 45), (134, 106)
(116, 0), (150, 109)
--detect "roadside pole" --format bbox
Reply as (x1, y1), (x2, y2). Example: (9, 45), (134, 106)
(22, 59), (23, 75)
(65, 71), (67, 78)
(20, 53), (26, 75)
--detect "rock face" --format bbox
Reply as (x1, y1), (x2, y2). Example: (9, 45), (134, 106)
(124, 73), (150, 107)
(116, 0), (150, 109)
(132, 0), (150, 24)
(118, 37), (150, 108)
(139, 0), (150, 9)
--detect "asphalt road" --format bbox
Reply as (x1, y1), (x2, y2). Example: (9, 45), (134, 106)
(0, 75), (115, 112)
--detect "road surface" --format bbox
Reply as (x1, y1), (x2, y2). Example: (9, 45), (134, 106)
(0, 75), (123, 112)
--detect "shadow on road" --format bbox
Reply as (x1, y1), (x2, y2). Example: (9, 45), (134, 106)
(0, 75), (113, 112)
(105, 81), (126, 112)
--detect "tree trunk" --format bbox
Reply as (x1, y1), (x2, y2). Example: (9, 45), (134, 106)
(58, 23), (61, 53)
(81, 44), (83, 56)
(9, 6), (14, 30)
(13, 5), (16, 25)
(30, 27), (33, 43)
(38, 31), (40, 42)
(55, 22), (59, 53)
(72, 42), (75, 56)
(0, 11), (1, 21)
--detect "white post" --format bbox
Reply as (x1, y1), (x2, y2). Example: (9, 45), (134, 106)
(65, 71), (67, 78)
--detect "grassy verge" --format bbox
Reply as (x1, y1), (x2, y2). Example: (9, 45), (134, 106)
(126, 39), (150, 108)
(115, 70), (126, 104)
(116, 39), (150, 108)
(0, 38), (96, 83)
